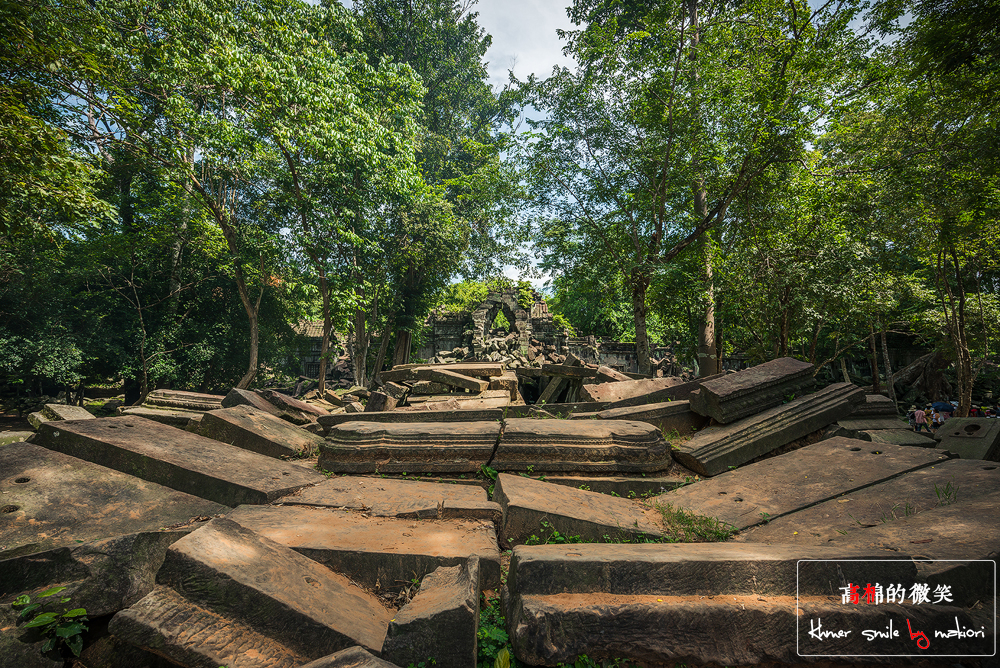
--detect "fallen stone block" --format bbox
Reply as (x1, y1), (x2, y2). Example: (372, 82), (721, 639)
(199, 405), (325, 459)
(39, 403), (94, 421)
(225, 505), (502, 591)
(539, 474), (691, 497)
(933, 417), (1000, 461)
(573, 400), (708, 437)
(345, 401), (365, 413)
(143, 389), (224, 412)
(862, 428), (937, 447)
(379, 367), (488, 393)
(596, 366), (630, 383)
(364, 391), (398, 413)
(320, 421), (501, 474)
(606, 375), (724, 408)
(488, 371), (519, 401)
(580, 376), (686, 404)
(834, 416), (911, 435)
(35, 416), (322, 506)
(222, 387), (284, 417)
(492, 474), (662, 546)
(688, 357), (816, 423)
(541, 364), (596, 379)
(276, 476), (500, 522)
(409, 380), (452, 395)
(319, 408), (504, 431)
(109, 519), (391, 665)
(0, 442), (227, 559)
(382, 382), (410, 403)
(26, 412), (49, 431)
(494, 419), (671, 474)
(120, 405), (202, 428)
(383, 558), (480, 668)
(299, 646), (400, 668)
(386, 362), (504, 378)
(851, 393), (899, 417)
(258, 389), (328, 424)
(653, 436), (951, 530)
(671, 382), (864, 476)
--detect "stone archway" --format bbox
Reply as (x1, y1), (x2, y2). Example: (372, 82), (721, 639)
(470, 291), (530, 357)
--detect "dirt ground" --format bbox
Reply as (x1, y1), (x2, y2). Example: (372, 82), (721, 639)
(0, 409), (32, 433)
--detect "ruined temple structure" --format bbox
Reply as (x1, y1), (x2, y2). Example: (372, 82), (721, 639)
(417, 288), (569, 361)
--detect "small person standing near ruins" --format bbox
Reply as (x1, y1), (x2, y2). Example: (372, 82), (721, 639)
(912, 406), (931, 433)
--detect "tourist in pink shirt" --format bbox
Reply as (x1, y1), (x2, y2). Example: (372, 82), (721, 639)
(913, 407), (931, 433)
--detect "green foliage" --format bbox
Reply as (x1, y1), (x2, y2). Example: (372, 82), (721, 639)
(12, 586), (88, 657)
(524, 520), (585, 545)
(477, 595), (511, 668)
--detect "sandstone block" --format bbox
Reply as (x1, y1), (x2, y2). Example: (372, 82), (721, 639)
(120, 406), (202, 427)
(199, 405), (325, 458)
(222, 387), (284, 416)
(319, 408), (504, 431)
(40, 403), (94, 421)
(364, 391), (398, 413)
(409, 380), (452, 395)
(933, 417), (1000, 461)
(671, 382), (864, 476)
(580, 377), (686, 404)
(688, 357), (815, 423)
(26, 411), (49, 430)
(383, 558), (480, 668)
(35, 416), (322, 506)
(144, 389), (224, 412)
(385, 362), (504, 378)
(851, 393), (899, 418)
(862, 429), (937, 447)
(258, 389), (328, 424)
(299, 647), (400, 668)
(595, 366), (630, 383)
(575, 400), (708, 436)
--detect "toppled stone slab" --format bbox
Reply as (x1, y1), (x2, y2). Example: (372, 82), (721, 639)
(276, 476), (500, 522)
(831, 416), (910, 435)
(541, 364), (596, 379)
(596, 366), (630, 383)
(653, 437), (951, 530)
(933, 417), (1000, 461)
(35, 416), (322, 506)
(851, 393), (898, 417)
(222, 387), (284, 416)
(383, 558), (480, 668)
(494, 419), (671, 473)
(573, 401), (708, 436)
(671, 382), (864, 476)
(120, 405), (202, 427)
(410, 380), (452, 395)
(0, 442), (227, 558)
(40, 403), (94, 421)
(319, 408), (504, 431)
(320, 421), (500, 474)
(862, 428), (937, 447)
(299, 646), (400, 668)
(540, 474), (691, 497)
(365, 391), (398, 413)
(488, 371), (519, 401)
(579, 376), (685, 404)
(199, 405), (325, 459)
(492, 474), (662, 546)
(258, 389), (328, 424)
(606, 375), (725, 408)
(737, 458), (1000, 549)
(109, 519), (391, 665)
(26, 412), (49, 430)
(225, 505), (502, 591)
(688, 357), (815, 423)
(144, 389), (224, 412)
(387, 362), (504, 378)
(379, 367), (489, 393)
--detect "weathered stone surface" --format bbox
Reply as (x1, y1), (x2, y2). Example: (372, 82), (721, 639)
(299, 646), (400, 668)
(76, 633), (174, 668)
(1, 531), (187, 618)
(320, 421), (500, 474)
(40, 403), (94, 421)
(606, 375), (725, 408)
(933, 417), (1000, 461)
(861, 428), (937, 447)
(379, 368), (489, 393)
(398, 394), (509, 411)
(258, 389), (328, 424)
(688, 357), (816, 423)
(144, 389), (224, 412)
(653, 437), (951, 530)
(541, 364), (596, 379)
(0, 431), (32, 446)
(488, 371), (519, 401)
(345, 401), (365, 413)
(494, 419), (671, 473)
(579, 377), (685, 404)
(121, 405), (203, 427)
(410, 381), (452, 395)
(277, 476), (500, 522)
(492, 474), (661, 546)
(319, 408), (504, 430)
(109, 519), (390, 664)
(850, 393), (898, 417)
(834, 416), (911, 434)
(35, 416), (322, 506)
(199, 405), (325, 459)
(574, 400), (708, 436)
(364, 391), (398, 413)
(737, 458), (1000, 549)
(541, 474), (691, 497)
(671, 383), (864, 476)
(26, 412), (49, 430)
(0, 442), (227, 559)
(383, 558), (479, 668)
(222, 387), (284, 416)
(595, 366), (630, 383)
(387, 362), (504, 378)
(225, 505), (502, 591)
(382, 382), (409, 403)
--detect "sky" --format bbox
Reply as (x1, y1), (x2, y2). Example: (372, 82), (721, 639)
(473, 1), (575, 89)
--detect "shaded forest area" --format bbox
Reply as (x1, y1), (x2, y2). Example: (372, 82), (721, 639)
(1, 0), (997, 414)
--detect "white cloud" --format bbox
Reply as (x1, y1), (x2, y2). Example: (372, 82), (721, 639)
(472, 0), (575, 88)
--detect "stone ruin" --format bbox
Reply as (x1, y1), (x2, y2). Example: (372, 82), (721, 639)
(2, 355), (998, 667)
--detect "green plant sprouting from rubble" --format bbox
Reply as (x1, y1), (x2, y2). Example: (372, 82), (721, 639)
(12, 586), (88, 656)
(523, 504), (734, 546)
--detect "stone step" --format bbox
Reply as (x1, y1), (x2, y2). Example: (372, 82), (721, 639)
(275, 475), (500, 522)
(0, 442), (228, 559)
(144, 389), (224, 411)
(671, 382), (864, 476)
(110, 518), (390, 663)
(653, 436), (951, 531)
(225, 505), (502, 592)
(320, 421), (500, 474)
(492, 473), (662, 546)
(199, 405), (325, 459)
(35, 416), (322, 506)
(493, 419), (670, 473)
(688, 357), (816, 423)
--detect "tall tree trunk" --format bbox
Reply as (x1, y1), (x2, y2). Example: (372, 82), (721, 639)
(940, 245), (973, 416)
(630, 271), (652, 376)
(392, 330), (412, 367)
(373, 319), (393, 381)
(880, 326), (897, 404)
(868, 326), (881, 394)
(317, 270), (332, 393)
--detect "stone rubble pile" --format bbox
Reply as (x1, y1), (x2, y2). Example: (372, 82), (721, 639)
(2, 356), (997, 667)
